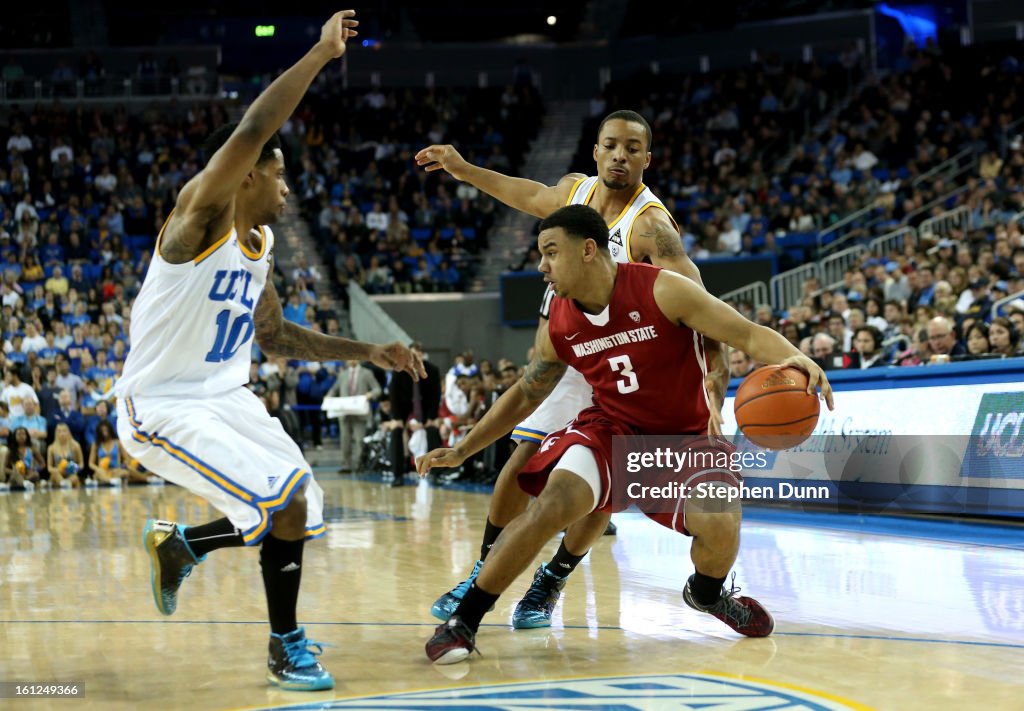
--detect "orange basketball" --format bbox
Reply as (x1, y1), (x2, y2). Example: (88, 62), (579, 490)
(734, 366), (820, 450)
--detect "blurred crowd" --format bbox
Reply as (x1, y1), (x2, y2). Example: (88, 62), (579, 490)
(284, 80), (542, 301)
(726, 211), (1024, 375)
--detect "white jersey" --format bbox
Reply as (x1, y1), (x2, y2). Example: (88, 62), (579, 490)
(565, 175), (678, 264)
(513, 176), (679, 442)
(117, 219), (274, 399)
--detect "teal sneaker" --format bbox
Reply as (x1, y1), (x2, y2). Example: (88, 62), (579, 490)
(431, 560), (484, 621)
(267, 627), (334, 691)
(142, 519), (204, 616)
(512, 564), (567, 629)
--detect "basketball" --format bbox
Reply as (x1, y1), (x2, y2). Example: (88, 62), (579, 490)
(734, 366), (820, 449)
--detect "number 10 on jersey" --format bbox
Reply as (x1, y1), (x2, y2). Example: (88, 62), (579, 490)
(206, 309), (254, 363)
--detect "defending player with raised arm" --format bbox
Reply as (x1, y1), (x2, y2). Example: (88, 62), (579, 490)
(418, 111), (728, 630)
(157, 13), (420, 377)
(116, 12), (423, 693)
(417, 204), (832, 664)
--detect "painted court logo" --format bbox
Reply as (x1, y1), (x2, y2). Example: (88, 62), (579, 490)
(251, 673), (867, 710)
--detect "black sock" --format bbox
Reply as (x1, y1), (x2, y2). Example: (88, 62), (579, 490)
(184, 518), (245, 558)
(260, 534), (305, 635)
(690, 571), (727, 606)
(479, 519), (503, 561)
(544, 540), (586, 578)
(453, 582), (499, 633)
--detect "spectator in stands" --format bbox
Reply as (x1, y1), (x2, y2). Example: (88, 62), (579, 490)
(966, 322), (992, 356)
(84, 399), (115, 446)
(961, 279), (993, 324)
(729, 348), (755, 378)
(880, 262), (913, 305)
(896, 328), (930, 366)
(845, 326), (887, 369)
(812, 333), (842, 370)
(282, 291), (308, 326)
(1007, 309), (1024, 336)
(1, 367), (37, 418)
(927, 316), (966, 359)
(49, 389), (85, 444)
(827, 313), (851, 352)
(54, 355), (84, 405)
(910, 265), (936, 308)
(988, 317), (1021, 357)
(12, 397), (47, 449)
(44, 266), (69, 296)
(47, 422), (84, 489)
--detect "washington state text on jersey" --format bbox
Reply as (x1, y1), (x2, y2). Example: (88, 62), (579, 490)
(569, 325), (659, 358)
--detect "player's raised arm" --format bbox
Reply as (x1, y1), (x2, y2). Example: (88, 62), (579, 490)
(416, 320), (567, 475)
(415, 143), (584, 218)
(252, 260), (424, 380)
(170, 12), (359, 254)
(652, 270), (834, 410)
(629, 209), (730, 432)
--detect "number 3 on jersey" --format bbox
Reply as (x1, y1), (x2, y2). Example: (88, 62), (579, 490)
(608, 354), (639, 393)
(206, 309), (254, 363)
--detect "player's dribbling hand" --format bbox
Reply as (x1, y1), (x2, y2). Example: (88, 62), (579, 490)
(416, 448), (466, 477)
(414, 145), (470, 181)
(370, 342), (427, 381)
(779, 355), (835, 411)
(318, 10), (360, 59)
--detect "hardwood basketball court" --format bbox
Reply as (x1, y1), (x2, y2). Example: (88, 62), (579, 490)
(1, 475), (1021, 710)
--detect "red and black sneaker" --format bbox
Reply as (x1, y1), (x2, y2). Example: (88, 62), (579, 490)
(425, 615), (480, 665)
(683, 574), (775, 637)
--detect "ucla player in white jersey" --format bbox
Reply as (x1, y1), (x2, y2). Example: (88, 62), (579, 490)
(416, 110), (729, 628)
(115, 11), (424, 692)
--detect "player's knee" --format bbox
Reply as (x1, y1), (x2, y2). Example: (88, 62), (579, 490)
(272, 488), (307, 538)
(686, 509), (741, 541)
(531, 475), (593, 529)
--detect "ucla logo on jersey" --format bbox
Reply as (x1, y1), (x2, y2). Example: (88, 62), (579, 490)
(205, 268), (259, 363)
(208, 268), (257, 310)
(247, 673), (864, 710)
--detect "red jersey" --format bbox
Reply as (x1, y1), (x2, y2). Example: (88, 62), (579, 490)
(547, 262), (710, 434)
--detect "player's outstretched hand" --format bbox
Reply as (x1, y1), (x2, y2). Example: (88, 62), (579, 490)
(370, 342), (427, 380)
(415, 145), (470, 181)
(779, 355), (834, 411)
(416, 448), (466, 477)
(318, 10), (359, 59)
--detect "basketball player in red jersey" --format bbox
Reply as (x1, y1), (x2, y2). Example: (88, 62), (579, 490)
(416, 110), (730, 629)
(417, 204), (833, 664)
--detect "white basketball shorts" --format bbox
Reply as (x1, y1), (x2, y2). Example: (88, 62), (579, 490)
(511, 366), (593, 444)
(117, 387), (325, 545)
